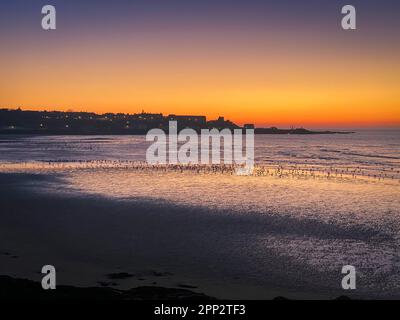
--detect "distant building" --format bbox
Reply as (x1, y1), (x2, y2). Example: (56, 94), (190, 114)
(167, 114), (207, 125)
(243, 124), (255, 129)
(207, 116), (240, 130)
(132, 111), (163, 121)
(0, 109), (241, 134)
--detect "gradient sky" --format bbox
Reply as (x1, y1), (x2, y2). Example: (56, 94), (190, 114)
(0, 0), (399, 128)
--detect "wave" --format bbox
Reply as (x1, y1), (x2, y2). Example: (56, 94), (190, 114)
(319, 148), (400, 160)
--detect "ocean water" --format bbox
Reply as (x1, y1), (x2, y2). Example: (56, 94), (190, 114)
(0, 130), (399, 298)
(0, 130), (399, 176)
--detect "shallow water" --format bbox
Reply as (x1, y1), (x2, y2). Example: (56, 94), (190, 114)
(0, 130), (399, 173)
(0, 130), (399, 298)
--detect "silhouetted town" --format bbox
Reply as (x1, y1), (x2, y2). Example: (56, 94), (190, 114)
(0, 108), (351, 135)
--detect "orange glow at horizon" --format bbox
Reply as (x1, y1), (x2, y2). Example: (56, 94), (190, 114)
(1, 29), (399, 128)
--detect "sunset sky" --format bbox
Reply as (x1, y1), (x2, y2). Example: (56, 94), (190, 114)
(0, 0), (399, 128)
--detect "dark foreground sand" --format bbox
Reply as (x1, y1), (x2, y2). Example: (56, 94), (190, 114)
(0, 275), (215, 300)
(0, 172), (360, 299)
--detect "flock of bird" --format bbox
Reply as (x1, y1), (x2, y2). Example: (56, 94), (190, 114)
(0, 160), (399, 183)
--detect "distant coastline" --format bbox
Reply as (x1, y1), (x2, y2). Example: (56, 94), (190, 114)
(0, 108), (353, 135)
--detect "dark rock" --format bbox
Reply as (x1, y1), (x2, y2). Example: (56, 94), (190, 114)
(0, 275), (215, 300)
(106, 272), (134, 280)
(273, 296), (290, 300)
(334, 295), (351, 300)
(178, 284), (198, 289)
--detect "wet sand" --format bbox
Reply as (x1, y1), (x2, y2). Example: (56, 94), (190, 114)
(0, 172), (378, 299)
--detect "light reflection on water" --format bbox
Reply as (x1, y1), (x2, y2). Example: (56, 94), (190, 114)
(1, 130), (400, 297)
(2, 164), (399, 296)
(62, 168), (400, 296)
